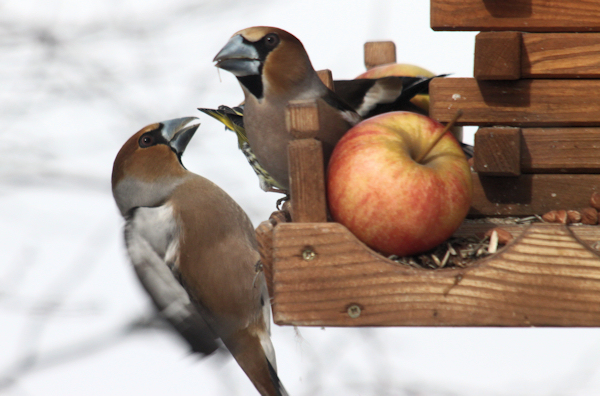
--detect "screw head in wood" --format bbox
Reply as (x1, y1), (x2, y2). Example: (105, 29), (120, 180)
(302, 248), (316, 261)
(347, 304), (361, 318)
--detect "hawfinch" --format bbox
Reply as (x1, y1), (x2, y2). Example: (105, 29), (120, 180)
(213, 26), (438, 191)
(214, 26), (361, 191)
(111, 117), (287, 396)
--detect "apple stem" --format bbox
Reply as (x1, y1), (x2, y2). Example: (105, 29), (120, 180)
(415, 110), (463, 164)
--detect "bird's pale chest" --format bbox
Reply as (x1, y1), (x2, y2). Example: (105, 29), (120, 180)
(127, 204), (181, 270)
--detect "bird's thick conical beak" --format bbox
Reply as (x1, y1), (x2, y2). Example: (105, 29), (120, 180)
(213, 34), (261, 77)
(161, 117), (199, 155)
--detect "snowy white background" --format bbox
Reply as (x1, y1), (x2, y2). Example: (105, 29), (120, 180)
(3, 0), (600, 395)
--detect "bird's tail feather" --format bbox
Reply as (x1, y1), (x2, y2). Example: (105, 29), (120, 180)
(224, 329), (288, 396)
(197, 107), (248, 148)
(267, 358), (289, 396)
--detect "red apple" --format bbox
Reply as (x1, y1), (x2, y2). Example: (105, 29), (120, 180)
(327, 111), (473, 257)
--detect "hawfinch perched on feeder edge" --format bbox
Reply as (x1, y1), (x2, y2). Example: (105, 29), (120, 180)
(213, 26), (438, 192)
(198, 71), (435, 193)
(213, 26), (362, 192)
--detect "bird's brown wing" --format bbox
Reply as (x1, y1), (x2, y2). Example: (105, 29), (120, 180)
(124, 220), (223, 356)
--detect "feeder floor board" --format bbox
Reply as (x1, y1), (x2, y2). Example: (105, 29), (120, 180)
(431, 0), (600, 32)
(265, 222), (600, 327)
(454, 221), (600, 248)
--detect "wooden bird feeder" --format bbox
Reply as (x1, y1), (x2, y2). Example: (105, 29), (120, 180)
(256, 0), (600, 327)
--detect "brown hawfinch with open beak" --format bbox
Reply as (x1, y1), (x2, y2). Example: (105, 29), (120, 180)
(111, 117), (287, 396)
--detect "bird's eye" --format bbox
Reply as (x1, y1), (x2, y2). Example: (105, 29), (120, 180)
(139, 134), (155, 148)
(264, 33), (279, 48)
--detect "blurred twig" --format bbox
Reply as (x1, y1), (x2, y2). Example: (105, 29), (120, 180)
(0, 221), (112, 390)
(0, 312), (169, 390)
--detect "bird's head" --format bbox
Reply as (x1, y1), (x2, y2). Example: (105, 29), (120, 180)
(214, 26), (316, 99)
(111, 117), (199, 217)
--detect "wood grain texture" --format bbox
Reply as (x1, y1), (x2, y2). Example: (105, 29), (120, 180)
(522, 33), (600, 78)
(286, 100), (319, 139)
(431, 0), (600, 32)
(288, 139), (327, 223)
(470, 173), (600, 216)
(317, 69), (334, 90)
(364, 41), (396, 69)
(454, 222), (600, 249)
(271, 222), (600, 326)
(521, 128), (600, 173)
(474, 127), (522, 176)
(474, 32), (521, 80)
(473, 127), (600, 174)
(474, 33), (600, 79)
(430, 78), (600, 126)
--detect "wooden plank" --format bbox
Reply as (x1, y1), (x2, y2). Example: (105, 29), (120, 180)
(474, 32), (521, 80)
(317, 69), (334, 90)
(521, 128), (600, 173)
(474, 127), (521, 176)
(286, 101), (328, 223)
(470, 173), (600, 217)
(286, 100), (320, 139)
(474, 33), (600, 79)
(430, 78), (600, 127)
(454, 222), (600, 248)
(431, 0), (600, 32)
(473, 127), (600, 174)
(288, 139), (327, 223)
(271, 222), (600, 326)
(522, 33), (600, 78)
(364, 41), (396, 70)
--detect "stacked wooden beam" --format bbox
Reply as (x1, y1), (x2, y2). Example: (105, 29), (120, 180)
(430, 0), (600, 216)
